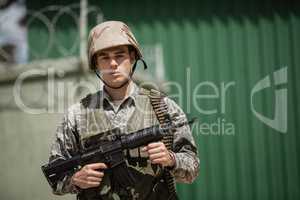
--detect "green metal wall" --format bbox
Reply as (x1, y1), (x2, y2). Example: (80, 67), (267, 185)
(2, 0), (299, 199)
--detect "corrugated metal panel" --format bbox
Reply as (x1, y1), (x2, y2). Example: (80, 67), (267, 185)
(15, 0), (300, 199)
(109, 1), (299, 199)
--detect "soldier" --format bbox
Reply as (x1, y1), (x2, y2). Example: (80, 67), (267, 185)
(48, 21), (199, 200)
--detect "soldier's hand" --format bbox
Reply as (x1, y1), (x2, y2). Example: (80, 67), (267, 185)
(142, 142), (175, 167)
(71, 163), (107, 189)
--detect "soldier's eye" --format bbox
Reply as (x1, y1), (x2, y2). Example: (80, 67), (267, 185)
(100, 56), (109, 61)
(116, 54), (125, 58)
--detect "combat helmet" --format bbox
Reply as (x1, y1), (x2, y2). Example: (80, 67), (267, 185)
(87, 21), (143, 70)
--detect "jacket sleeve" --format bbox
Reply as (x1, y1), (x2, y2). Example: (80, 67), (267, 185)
(48, 104), (81, 195)
(164, 97), (200, 183)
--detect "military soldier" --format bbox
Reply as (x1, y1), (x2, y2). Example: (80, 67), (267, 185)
(48, 21), (199, 200)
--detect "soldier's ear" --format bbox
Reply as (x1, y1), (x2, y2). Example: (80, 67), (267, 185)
(129, 50), (136, 64)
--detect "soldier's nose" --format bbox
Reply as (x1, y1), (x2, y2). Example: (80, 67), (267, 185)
(110, 59), (118, 69)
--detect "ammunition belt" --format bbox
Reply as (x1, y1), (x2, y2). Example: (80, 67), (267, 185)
(148, 89), (178, 200)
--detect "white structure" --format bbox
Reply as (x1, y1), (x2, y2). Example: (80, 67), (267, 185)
(0, 0), (28, 64)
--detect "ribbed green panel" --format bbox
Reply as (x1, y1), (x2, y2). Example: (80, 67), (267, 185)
(24, 0), (300, 199)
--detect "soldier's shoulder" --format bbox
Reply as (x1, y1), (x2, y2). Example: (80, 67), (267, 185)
(80, 91), (102, 108)
(66, 102), (82, 116)
(65, 91), (102, 114)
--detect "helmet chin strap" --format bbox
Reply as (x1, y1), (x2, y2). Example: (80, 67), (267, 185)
(94, 58), (148, 89)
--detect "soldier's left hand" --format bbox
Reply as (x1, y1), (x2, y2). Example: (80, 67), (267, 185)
(142, 142), (175, 167)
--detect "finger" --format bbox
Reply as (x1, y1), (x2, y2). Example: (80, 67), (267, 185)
(148, 147), (164, 154)
(73, 177), (99, 188)
(88, 170), (104, 178)
(149, 152), (166, 160)
(152, 158), (168, 165)
(86, 176), (102, 182)
(147, 142), (163, 149)
(87, 163), (108, 170)
(76, 178), (101, 188)
(85, 181), (101, 188)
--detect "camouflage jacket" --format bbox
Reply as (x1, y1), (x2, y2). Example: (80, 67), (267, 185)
(48, 83), (199, 199)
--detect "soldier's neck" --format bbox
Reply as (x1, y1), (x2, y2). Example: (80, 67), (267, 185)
(104, 81), (132, 101)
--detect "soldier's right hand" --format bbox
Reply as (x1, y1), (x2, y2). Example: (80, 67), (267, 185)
(71, 163), (107, 189)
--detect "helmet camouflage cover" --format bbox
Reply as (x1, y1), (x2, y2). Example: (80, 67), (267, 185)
(87, 21), (142, 70)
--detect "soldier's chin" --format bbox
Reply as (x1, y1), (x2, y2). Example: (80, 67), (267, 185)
(107, 79), (130, 88)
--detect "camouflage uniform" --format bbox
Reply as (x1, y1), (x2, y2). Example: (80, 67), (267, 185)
(49, 83), (199, 199)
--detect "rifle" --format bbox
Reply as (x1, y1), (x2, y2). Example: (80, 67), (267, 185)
(41, 119), (196, 194)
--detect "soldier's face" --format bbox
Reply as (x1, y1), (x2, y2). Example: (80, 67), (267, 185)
(95, 45), (135, 88)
